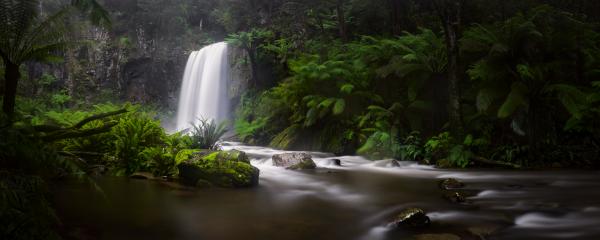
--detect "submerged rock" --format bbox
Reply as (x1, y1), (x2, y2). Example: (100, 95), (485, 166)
(272, 153), (317, 170)
(443, 191), (466, 203)
(373, 159), (400, 168)
(414, 233), (461, 240)
(178, 150), (259, 188)
(468, 225), (500, 239)
(438, 178), (465, 190)
(389, 208), (431, 228)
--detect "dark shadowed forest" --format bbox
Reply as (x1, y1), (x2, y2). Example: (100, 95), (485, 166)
(1, 1), (600, 240)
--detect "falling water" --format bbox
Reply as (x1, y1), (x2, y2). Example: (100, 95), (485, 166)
(176, 42), (230, 131)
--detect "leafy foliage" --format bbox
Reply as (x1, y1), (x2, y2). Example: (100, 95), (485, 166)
(189, 118), (228, 149)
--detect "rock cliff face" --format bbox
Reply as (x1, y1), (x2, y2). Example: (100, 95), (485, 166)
(28, 0), (250, 111)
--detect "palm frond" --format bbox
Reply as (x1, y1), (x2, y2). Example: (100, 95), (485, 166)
(498, 82), (528, 118)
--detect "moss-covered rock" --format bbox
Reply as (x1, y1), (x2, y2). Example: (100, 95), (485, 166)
(272, 153), (316, 170)
(177, 150), (259, 188)
(438, 178), (465, 190)
(389, 208), (431, 228)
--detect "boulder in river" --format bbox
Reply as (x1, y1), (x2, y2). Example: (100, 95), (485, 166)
(178, 150), (259, 188)
(272, 153), (317, 170)
(438, 178), (465, 190)
(443, 191), (466, 203)
(389, 208), (431, 228)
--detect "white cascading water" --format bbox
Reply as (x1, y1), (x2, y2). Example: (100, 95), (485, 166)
(176, 42), (230, 131)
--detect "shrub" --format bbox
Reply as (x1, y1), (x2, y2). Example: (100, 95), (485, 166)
(110, 115), (165, 176)
(190, 118), (228, 149)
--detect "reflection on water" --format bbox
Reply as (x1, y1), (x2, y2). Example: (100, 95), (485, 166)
(55, 142), (600, 240)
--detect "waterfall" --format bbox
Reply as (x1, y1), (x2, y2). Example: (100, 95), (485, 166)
(176, 42), (230, 132)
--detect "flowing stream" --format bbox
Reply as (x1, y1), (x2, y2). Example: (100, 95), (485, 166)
(55, 143), (600, 240)
(54, 42), (600, 239)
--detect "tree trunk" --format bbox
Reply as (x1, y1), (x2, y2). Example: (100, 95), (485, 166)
(389, 0), (406, 35)
(247, 48), (259, 88)
(2, 61), (21, 116)
(439, 0), (464, 138)
(336, 0), (348, 41)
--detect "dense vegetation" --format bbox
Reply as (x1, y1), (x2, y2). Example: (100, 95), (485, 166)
(0, 0), (599, 239)
(228, 1), (600, 168)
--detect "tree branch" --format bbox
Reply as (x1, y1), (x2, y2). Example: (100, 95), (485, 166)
(472, 156), (522, 169)
(72, 108), (127, 129)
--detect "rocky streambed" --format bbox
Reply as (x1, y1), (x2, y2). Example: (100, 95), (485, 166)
(54, 142), (600, 240)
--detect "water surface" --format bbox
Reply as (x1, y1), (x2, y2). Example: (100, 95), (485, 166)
(55, 142), (600, 240)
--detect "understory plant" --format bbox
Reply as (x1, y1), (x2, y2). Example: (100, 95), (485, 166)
(190, 118), (228, 149)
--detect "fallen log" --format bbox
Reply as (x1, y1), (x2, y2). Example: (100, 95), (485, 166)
(472, 156), (521, 169)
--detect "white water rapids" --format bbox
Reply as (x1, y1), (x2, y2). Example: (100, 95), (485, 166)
(218, 142), (600, 240)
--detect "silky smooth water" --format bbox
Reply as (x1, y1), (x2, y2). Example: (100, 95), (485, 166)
(175, 42), (230, 131)
(55, 142), (600, 240)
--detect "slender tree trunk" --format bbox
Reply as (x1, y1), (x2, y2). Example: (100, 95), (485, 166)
(437, 0), (464, 138)
(336, 0), (348, 41)
(247, 47), (259, 88)
(2, 61), (20, 116)
(389, 0), (404, 35)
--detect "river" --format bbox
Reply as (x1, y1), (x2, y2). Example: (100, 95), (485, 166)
(54, 142), (600, 240)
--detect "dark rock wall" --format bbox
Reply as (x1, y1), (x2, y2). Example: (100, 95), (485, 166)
(27, 0), (246, 111)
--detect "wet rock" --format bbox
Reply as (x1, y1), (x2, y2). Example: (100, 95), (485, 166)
(443, 191), (466, 203)
(468, 225), (500, 239)
(389, 208), (431, 228)
(331, 159), (342, 166)
(218, 149), (250, 163)
(178, 150), (259, 188)
(414, 233), (461, 240)
(438, 178), (465, 190)
(195, 179), (213, 188)
(130, 172), (155, 180)
(373, 159), (400, 168)
(436, 159), (453, 168)
(272, 153), (317, 170)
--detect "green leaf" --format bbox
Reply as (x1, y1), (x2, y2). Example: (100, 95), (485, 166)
(498, 82), (528, 118)
(463, 134), (473, 146)
(319, 98), (336, 108)
(304, 108), (317, 126)
(545, 84), (586, 119)
(332, 99), (346, 115)
(340, 84), (355, 94)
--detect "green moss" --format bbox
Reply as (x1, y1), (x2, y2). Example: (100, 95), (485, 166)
(177, 150), (258, 188)
(175, 149), (200, 165)
(287, 159), (317, 170)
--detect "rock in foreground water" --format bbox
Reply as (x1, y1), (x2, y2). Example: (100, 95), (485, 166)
(443, 191), (466, 203)
(178, 150), (259, 188)
(389, 208), (431, 228)
(438, 178), (465, 190)
(272, 153), (317, 170)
